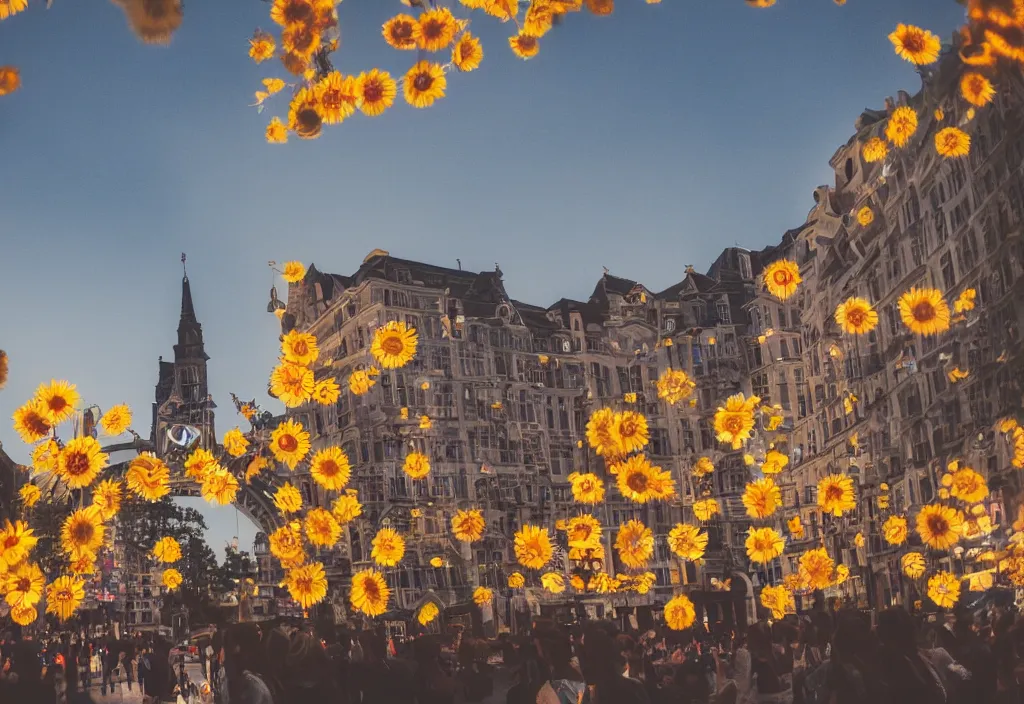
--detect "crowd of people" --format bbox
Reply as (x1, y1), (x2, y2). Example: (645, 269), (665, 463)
(3, 601), (1024, 704)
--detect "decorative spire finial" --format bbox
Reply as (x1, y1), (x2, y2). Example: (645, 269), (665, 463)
(181, 252), (188, 280)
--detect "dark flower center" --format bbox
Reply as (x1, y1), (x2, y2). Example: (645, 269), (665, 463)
(413, 73), (434, 92)
(278, 434), (299, 453)
(381, 336), (405, 355)
(363, 80), (383, 103)
(65, 452), (90, 477)
(913, 301), (936, 321)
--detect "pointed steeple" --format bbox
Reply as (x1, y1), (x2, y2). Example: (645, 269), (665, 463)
(174, 254), (209, 362)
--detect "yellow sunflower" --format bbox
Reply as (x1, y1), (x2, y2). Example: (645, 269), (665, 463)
(566, 473), (603, 505)
(32, 439), (60, 472)
(417, 601), (440, 625)
(788, 516), (805, 539)
(949, 467), (988, 504)
(370, 322), (419, 371)
(585, 408), (619, 457)
(714, 393), (758, 449)
(886, 106), (919, 147)
(927, 571), (961, 609)
(332, 490), (363, 524)
(761, 450), (789, 475)
(269, 0), (313, 26)
(509, 33), (540, 59)
(35, 379), (80, 425)
(304, 508), (341, 548)
(248, 29), (275, 63)
(162, 568), (183, 591)
(403, 61), (446, 108)
(856, 206), (874, 227)
(309, 446), (351, 491)
(889, 24), (941, 65)
(745, 527), (784, 564)
(3, 562), (44, 608)
(954, 288), (977, 314)
(0, 0), (29, 22)
(270, 361), (315, 408)
(19, 483), (40, 508)
(222, 428), (249, 458)
(45, 575), (85, 621)
(508, 572), (525, 589)
(10, 604), (37, 626)
(482, 0), (518, 20)
(403, 451), (431, 480)
(312, 378), (340, 405)
(916, 504), (964, 550)
(152, 537), (182, 563)
(693, 498), (720, 522)
(350, 568), (390, 616)
(742, 477), (782, 519)
(60, 507), (104, 560)
(201, 468), (240, 506)
(70, 555), (98, 575)
(452, 32), (483, 71)
(417, 6), (458, 51)
(270, 419), (311, 469)
(269, 523), (306, 568)
(541, 572), (566, 594)
(0, 66), (20, 96)
(356, 68), (397, 117)
(861, 136), (888, 163)
(12, 401), (52, 444)
(315, 72), (358, 125)
(371, 527), (406, 567)
(280, 561), (327, 608)
(615, 519), (654, 570)
(281, 261), (306, 283)
(799, 548), (835, 590)
(184, 448), (218, 483)
(266, 117), (287, 144)
(762, 260), (801, 300)
(760, 584), (795, 620)
(902, 551), (926, 579)
(430, 556), (444, 568)
(935, 127), (971, 158)
(280, 330), (320, 366)
(961, 71), (996, 107)
(451, 509), (486, 542)
(614, 410), (649, 454)
(835, 297), (878, 335)
(566, 515), (602, 550)
(53, 437), (107, 489)
(99, 404), (132, 436)
(383, 13), (420, 50)
(274, 482), (304, 514)
(514, 525), (553, 570)
(655, 369), (696, 405)
(664, 594), (696, 630)
(883, 515), (907, 545)
(349, 368), (378, 396)
(667, 524), (707, 561)
(692, 456), (715, 478)
(614, 454), (674, 503)
(126, 453), (171, 501)
(898, 287), (951, 336)
(287, 86), (323, 140)
(817, 474), (856, 517)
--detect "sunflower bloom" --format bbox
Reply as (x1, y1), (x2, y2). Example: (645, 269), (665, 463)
(508, 572), (525, 588)
(19, 484), (41, 508)
(184, 448), (218, 483)
(799, 548), (836, 590)
(898, 287), (951, 336)
(886, 106), (918, 147)
(45, 575), (85, 621)
(0, 66), (20, 96)
(760, 450), (788, 476)
(742, 478), (782, 519)
(760, 584), (795, 620)
(126, 453), (171, 501)
(270, 0), (313, 26)
(383, 14), (420, 50)
(372, 321), (418, 369)
(270, 419), (311, 469)
(270, 361), (315, 408)
(201, 468), (239, 506)
(71, 555), (97, 576)
(615, 519), (654, 570)
(281, 330), (320, 366)
(266, 117), (288, 144)
(954, 288), (976, 314)
(287, 86), (323, 140)
(949, 467), (988, 504)
(935, 127), (971, 158)
(762, 260), (801, 300)
(902, 551), (926, 579)
(283, 562), (327, 608)
(861, 136), (888, 163)
(274, 482), (304, 514)
(281, 261), (305, 283)
(13, 401), (53, 444)
(566, 515), (602, 551)
(249, 30), (275, 63)
(309, 446), (351, 491)
(403, 61), (446, 108)
(509, 33), (540, 59)
(0, 0), (28, 22)
(514, 525), (553, 570)
(856, 206), (874, 227)
(835, 297), (878, 335)
(817, 474), (856, 517)
(667, 524), (707, 561)
(399, 451), (429, 481)
(927, 571), (961, 609)
(883, 515), (908, 545)
(788, 516), (804, 539)
(222, 428), (249, 458)
(889, 24), (941, 65)
(568, 472), (605, 504)
(471, 585), (492, 605)
(693, 498), (720, 522)
(348, 368), (378, 395)
(153, 537), (182, 563)
(356, 69), (397, 116)
(614, 411), (649, 454)
(453, 32), (484, 71)
(523, 0), (554, 36)
(35, 379), (80, 425)
(451, 509), (486, 542)
(99, 404), (132, 436)
(60, 507), (104, 560)
(692, 456), (715, 478)
(541, 572), (565, 594)
(656, 369), (696, 405)
(0, 520), (36, 571)
(371, 527), (406, 567)
(418, 601), (440, 625)
(586, 408), (620, 457)
(281, 23), (320, 59)
(316, 72), (359, 125)
(417, 7), (459, 51)
(332, 490), (363, 524)
(916, 504), (964, 550)
(745, 527), (784, 564)
(430, 556), (444, 568)
(714, 393), (758, 449)
(10, 604), (36, 626)
(483, 0), (518, 20)
(3, 562), (44, 608)
(312, 377), (340, 405)
(350, 568), (390, 616)
(615, 454), (675, 503)
(269, 523), (306, 568)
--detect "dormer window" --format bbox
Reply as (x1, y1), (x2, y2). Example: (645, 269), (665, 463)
(738, 253), (752, 280)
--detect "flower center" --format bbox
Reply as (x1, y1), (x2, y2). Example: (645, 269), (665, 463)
(619, 420), (637, 438)
(723, 416), (744, 434)
(65, 452), (90, 477)
(381, 336), (405, 355)
(48, 396), (69, 413)
(928, 515), (949, 535)
(278, 434), (298, 453)
(773, 270), (791, 285)
(72, 521), (94, 544)
(422, 19), (444, 40)
(320, 459), (339, 477)
(56, 589), (72, 602)
(391, 22), (413, 43)
(846, 308), (866, 326)
(626, 472), (648, 493)
(363, 578), (379, 600)
(283, 0), (312, 24)
(903, 31), (924, 52)
(27, 414), (50, 435)
(825, 485), (843, 502)
(4, 535), (18, 549)
(15, 577), (29, 591)
(414, 73), (434, 92)
(297, 108), (321, 134)
(363, 80), (383, 103)
(291, 340), (309, 356)
(518, 36), (537, 51)
(912, 301), (936, 321)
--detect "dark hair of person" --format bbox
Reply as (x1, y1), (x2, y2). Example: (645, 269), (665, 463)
(223, 623), (270, 704)
(875, 607), (918, 655)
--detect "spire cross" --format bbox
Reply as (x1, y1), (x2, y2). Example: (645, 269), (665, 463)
(181, 252), (188, 279)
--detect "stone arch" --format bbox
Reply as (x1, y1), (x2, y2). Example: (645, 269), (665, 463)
(730, 571), (758, 626)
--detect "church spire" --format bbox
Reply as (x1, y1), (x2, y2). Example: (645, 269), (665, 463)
(175, 253), (208, 362)
(181, 252), (197, 323)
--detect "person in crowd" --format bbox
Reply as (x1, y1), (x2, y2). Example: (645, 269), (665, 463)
(876, 607), (948, 704)
(578, 622), (649, 704)
(219, 622), (274, 704)
(413, 635), (456, 704)
(533, 624), (586, 704)
(746, 621), (794, 704)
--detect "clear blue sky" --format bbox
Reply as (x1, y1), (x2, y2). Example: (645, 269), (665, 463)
(0, 0), (963, 554)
